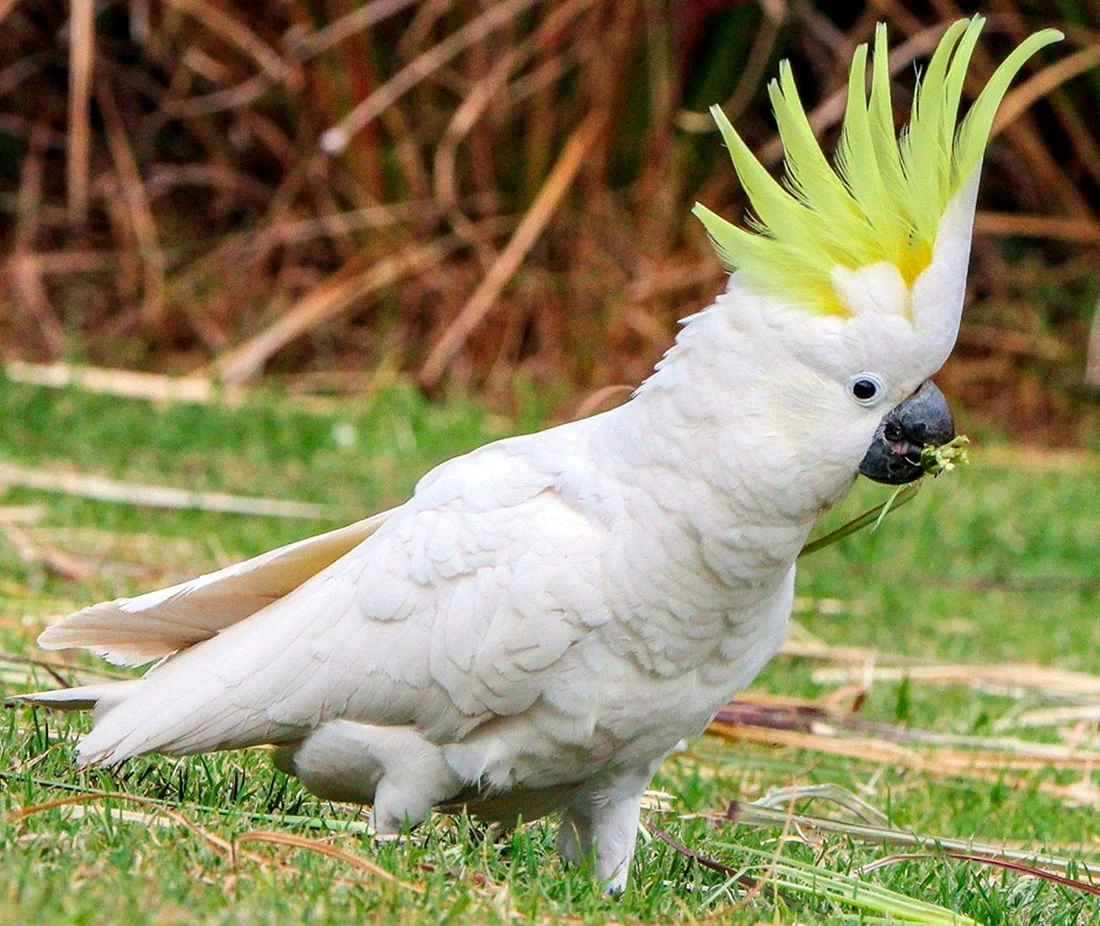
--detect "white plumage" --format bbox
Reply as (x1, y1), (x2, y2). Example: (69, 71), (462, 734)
(26, 294), (821, 892)
(22, 18), (1056, 892)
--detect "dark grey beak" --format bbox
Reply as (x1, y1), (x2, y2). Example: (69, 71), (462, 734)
(858, 380), (955, 485)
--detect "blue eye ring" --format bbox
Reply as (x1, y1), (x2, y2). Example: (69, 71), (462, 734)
(848, 373), (885, 407)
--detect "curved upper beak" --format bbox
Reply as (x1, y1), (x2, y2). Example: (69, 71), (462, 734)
(858, 380), (955, 485)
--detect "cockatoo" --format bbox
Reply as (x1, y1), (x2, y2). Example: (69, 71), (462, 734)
(22, 17), (1059, 894)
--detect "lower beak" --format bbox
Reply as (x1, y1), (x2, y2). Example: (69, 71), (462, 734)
(858, 380), (955, 485)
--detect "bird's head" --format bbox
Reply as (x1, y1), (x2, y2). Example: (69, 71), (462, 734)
(694, 17), (1060, 488)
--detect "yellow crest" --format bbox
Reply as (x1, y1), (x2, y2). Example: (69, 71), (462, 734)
(695, 17), (1062, 317)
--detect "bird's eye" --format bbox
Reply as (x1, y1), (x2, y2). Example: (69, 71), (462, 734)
(848, 373), (885, 407)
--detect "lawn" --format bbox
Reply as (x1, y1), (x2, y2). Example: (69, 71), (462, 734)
(1, 377), (1098, 924)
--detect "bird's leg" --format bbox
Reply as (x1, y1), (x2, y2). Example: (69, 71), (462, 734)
(557, 779), (647, 894)
(371, 775), (440, 836)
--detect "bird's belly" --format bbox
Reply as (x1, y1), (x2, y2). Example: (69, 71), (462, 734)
(590, 573), (795, 761)
(453, 585), (793, 798)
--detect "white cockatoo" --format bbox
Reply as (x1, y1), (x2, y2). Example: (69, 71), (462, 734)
(23, 17), (1059, 893)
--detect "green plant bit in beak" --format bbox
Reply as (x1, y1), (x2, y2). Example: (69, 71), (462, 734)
(921, 435), (971, 477)
(800, 436), (971, 557)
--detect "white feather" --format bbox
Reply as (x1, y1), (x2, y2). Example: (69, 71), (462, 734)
(22, 279), (955, 890)
(36, 509), (394, 665)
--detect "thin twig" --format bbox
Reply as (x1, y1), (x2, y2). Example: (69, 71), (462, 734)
(1086, 300), (1100, 393)
(0, 462), (337, 520)
(2, 361), (351, 418)
(233, 830), (425, 893)
(288, 0), (421, 61)
(11, 122), (65, 356)
(720, 796), (1100, 877)
(5, 361), (233, 405)
(715, 696), (1100, 761)
(974, 211), (1100, 243)
(433, 0), (598, 209)
(67, 0), (95, 227)
(167, 0), (288, 81)
(805, 661), (1100, 699)
(6, 791), (233, 857)
(159, 72), (274, 120)
(573, 384), (634, 419)
(645, 820), (756, 888)
(319, 0), (543, 154)
(213, 218), (515, 385)
(799, 483), (921, 557)
(0, 0), (21, 26)
(95, 79), (166, 326)
(419, 111), (607, 389)
(1, 650), (128, 681)
(854, 852), (1100, 895)
(0, 522), (96, 583)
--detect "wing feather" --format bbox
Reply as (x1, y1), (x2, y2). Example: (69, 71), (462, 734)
(37, 509), (394, 665)
(46, 420), (617, 773)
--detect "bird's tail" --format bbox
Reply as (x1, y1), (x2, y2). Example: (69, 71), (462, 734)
(17, 680), (144, 727)
(20, 510), (396, 767)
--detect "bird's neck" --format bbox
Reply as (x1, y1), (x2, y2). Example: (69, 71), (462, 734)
(582, 292), (837, 676)
(592, 288), (855, 546)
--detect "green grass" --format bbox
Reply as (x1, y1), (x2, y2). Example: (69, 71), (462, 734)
(1, 380), (1099, 923)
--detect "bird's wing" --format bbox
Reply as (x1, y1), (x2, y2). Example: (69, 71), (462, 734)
(412, 441), (613, 719)
(71, 422), (616, 765)
(37, 509), (395, 666)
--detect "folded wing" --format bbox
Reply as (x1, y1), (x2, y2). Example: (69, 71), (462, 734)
(28, 422), (615, 778)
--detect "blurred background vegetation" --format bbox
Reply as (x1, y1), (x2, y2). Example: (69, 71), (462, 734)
(1, 0), (1098, 444)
